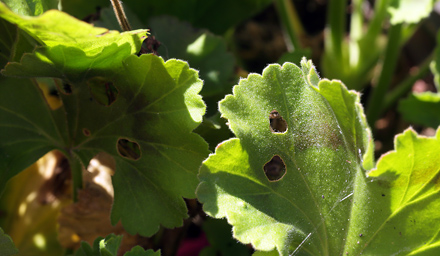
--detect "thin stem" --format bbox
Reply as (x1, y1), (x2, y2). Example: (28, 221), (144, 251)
(383, 54), (433, 110)
(325, 0), (348, 60)
(366, 23), (403, 128)
(110, 0), (131, 31)
(274, 0), (304, 51)
(69, 154), (83, 202)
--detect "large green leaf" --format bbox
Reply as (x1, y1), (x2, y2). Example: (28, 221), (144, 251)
(0, 53), (209, 236)
(197, 60), (374, 255)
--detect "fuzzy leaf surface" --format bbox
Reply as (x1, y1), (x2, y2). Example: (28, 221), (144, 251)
(197, 61), (374, 255)
(0, 53), (209, 236)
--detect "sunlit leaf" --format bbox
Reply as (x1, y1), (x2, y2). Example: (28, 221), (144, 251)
(197, 60), (373, 255)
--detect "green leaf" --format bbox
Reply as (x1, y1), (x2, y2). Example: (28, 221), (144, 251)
(388, 0), (435, 25)
(0, 227), (18, 256)
(398, 92), (440, 128)
(0, 53), (209, 236)
(75, 234), (121, 256)
(124, 246), (161, 256)
(0, 2), (146, 61)
(363, 128), (440, 255)
(197, 60), (373, 255)
(1, 0), (59, 16)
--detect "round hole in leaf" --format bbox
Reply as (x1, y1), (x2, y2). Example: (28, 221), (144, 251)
(263, 155), (286, 181)
(117, 138), (141, 160)
(269, 110), (287, 133)
(83, 128), (91, 136)
(87, 77), (119, 106)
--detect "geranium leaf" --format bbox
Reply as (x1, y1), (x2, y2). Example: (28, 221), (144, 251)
(197, 60), (373, 255)
(361, 128), (440, 255)
(1, 52), (208, 236)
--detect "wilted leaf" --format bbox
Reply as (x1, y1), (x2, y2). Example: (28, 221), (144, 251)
(197, 60), (373, 255)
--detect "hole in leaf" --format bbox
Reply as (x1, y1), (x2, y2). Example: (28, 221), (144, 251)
(117, 138), (141, 160)
(83, 128), (91, 136)
(87, 77), (119, 106)
(269, 110), (287, 133)
(263, 155), (286, 181)
(57, 82), (73, 95)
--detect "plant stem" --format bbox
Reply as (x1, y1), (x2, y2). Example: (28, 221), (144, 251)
(383, 54), (433, 110)
(366, 23), (403, 128)
(110, 0), (131, 31)
(69, 154), (83, 202)
(273, 0), (303, 51)
(325, 0), (347, 60)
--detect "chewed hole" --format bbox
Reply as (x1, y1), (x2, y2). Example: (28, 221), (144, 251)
(87, 77), (119, 106)
(117, 138), (141, 160)
(83, 128), (91, 136)
(269, 110), (287, 133)
(263, 155), (286, 181)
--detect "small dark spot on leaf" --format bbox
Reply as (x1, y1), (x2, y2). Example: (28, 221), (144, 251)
(87, 77), (118, 106)
(117, 138), (141, 160)
(269, 110), (287, 133)
(359, 234), (363, 237)
(263, 155), (286, 181)
(83, 128), (91, 136)
(322, 195), (325, 199)
(399, 232), (402, 236)
(382, 194), (385, 197)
